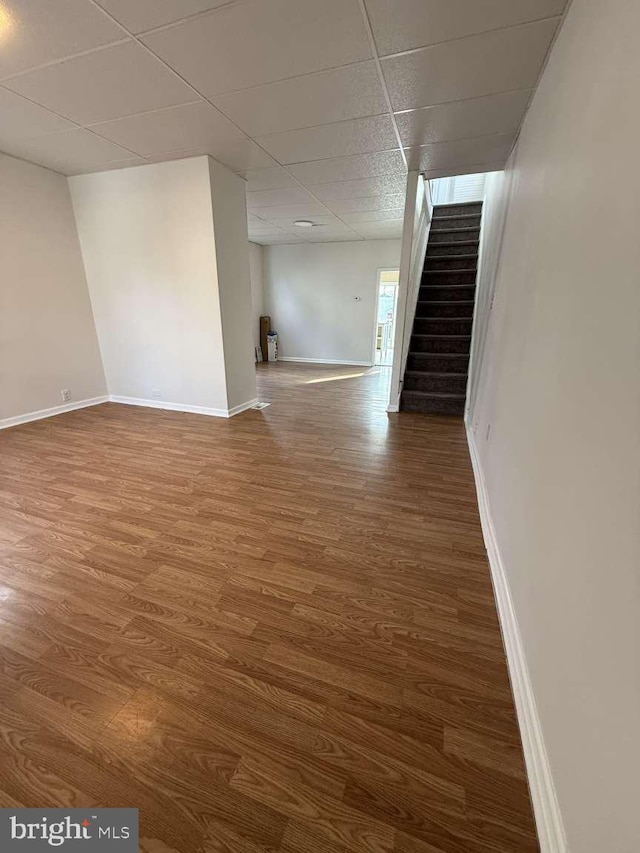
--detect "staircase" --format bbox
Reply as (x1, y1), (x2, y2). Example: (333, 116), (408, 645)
(400, 201), (482, 416)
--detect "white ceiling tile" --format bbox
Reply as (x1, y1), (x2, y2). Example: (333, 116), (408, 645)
(144, 140), (277, 174)
(353, 221), (403, 238)
(5, 41), (196, 125)
(214, 142), (277, 174)
(142, 0), (371, 98)
(342, 208), (406, 223)
(0, 0), (124, 79)
(88, 100), (244, 156)
(247, 188), (316, 209)
(244, 167), (299, 192)
(248, 225), (290, 236)
(423, 161), (505, 180)
(308, 174), (407, 200)
(253, 202), (329, 221)
(67, 157), (149, 176)
(288, 150), (406, 186)
(354, 218), (404, 229)
(94, 0), (231, 34)
(251, 235), (308, 245)
(406, 132), (515, 171)
(396, 90), (532, 147)
(327, 193), (405, 213)
(382, 19), (560, 111)
(257, 115), (397, 165)
(0, 87), (74, 145)
(364, 0), (566, 56)
(266, 215), (346, 228)
(302, 232), (363, 243)
(142, 150), (209, 165)
(213, 61), (386, 138)
(2, 127), (138, 174)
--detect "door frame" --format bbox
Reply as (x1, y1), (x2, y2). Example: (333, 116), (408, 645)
(371, 267), (400, 367)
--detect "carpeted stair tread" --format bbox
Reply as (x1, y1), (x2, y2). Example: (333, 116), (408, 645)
(432, 213), (482, 221)
(430, 227), (481, 234)
(405, 370), (467, 376)
(404, 370), (468, 394)
(406, 353), (470, 373)
(426, 253), (478, 259)
(423, 268), (478, 275)
(421, 271), (478, 285)
(419, 285), (476, 300)
(415, 300), (475, 319)
(417, 300), (475, 306)
(412, 334), (472, 340)
(402, 390), (466, 401)
(426, 241), (479, 248)
(402, 391), (466, 414)
(412, 318), (474, 335)
(433, 201), (482, 214)
(409, 334), (472, 354)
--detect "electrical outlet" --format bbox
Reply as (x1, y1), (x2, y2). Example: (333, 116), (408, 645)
(152, 389), (162, 399)
(61, 389), (71, 402)
(485, 422), (491, 442)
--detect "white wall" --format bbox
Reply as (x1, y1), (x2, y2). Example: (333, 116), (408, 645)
(466, 169), (513, 420)
(263, 240), (401, 364)
(249, 242), (264, 351)
(0, 153), (106, 425)
(208, 158), (256, 410)
(70, 157), (236, 415)
(468, 1), (640, 849)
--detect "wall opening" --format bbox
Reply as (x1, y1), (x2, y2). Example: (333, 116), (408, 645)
(374, 269), (400, 366)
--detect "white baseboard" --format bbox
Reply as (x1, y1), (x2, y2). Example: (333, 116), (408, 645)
(228, 398), (259, 417)
(466, 427), (567, 853)
(0, 395), (109, 430)
(387, 391), (401, 413)
(277, 357), (373, 367)
(108, 395), (258, 419)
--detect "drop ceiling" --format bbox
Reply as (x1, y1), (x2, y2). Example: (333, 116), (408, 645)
(0, 0), (568, 244)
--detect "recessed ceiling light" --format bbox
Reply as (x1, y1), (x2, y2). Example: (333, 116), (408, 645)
(293, 220), (315, 227)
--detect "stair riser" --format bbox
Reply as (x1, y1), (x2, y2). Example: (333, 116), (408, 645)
(413, 318), (473, 335)
(427, 242), (479, 257)
(434, 203), (482, 217)
(404, 374), (468, 394)
(415, 301), (474, 319)
(431, 215), (481, 230)
(410, 336), (471, 354)
(429, 229), (480, 244)
(423, 270), (478, 286)
(407, 353), (469, 373)
(420, 285), (475, 301)
(425, 257), (478, 271)
(401, 393), (465, 416)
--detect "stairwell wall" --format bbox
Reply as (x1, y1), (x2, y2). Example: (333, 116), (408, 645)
(467, 0), (640, 849)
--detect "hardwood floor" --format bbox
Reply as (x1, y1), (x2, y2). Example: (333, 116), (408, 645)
(0, 363), (538, 852)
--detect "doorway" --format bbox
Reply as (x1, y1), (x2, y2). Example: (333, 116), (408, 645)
(374, 269), (399, 366)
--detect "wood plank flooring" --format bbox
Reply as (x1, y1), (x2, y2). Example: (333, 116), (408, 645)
(0, 363), (538, 852)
